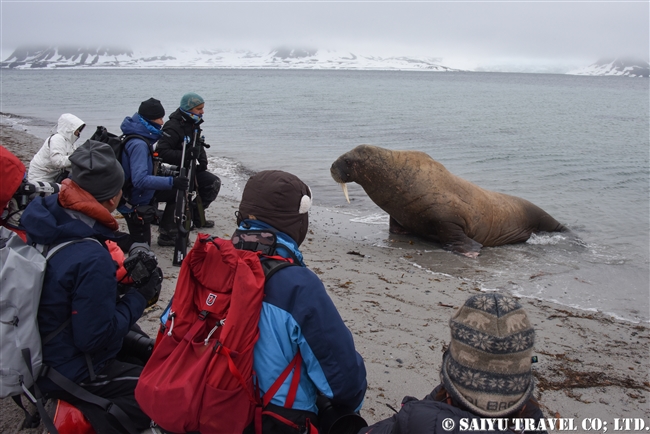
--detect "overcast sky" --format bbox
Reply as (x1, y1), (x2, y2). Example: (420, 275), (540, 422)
(1, 1), (648, 67)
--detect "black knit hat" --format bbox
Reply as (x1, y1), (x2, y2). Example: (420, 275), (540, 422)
(69, 140), (124, 201)
(138, 97), (165, 121)
(237, 170), (312, 246)
(440, 293), (535, 417)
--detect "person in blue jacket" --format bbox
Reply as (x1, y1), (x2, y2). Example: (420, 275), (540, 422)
(118, 97), (188, 250)
(20, 140), (161, 433)
(234, 170), (367, 433)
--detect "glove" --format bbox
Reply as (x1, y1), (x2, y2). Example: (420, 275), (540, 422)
(173, 175), (189, 191)
(198, 135), (210, 149)
(136, 267), (162, 307)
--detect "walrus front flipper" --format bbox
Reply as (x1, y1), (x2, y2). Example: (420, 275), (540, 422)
(439, 224), (483, 258)
(389, 216), (412, 235)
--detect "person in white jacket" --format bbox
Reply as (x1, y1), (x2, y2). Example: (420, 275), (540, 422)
(27, 113), (86, 183)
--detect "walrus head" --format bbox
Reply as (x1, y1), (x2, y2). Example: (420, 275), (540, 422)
(330, 145), (382, 203)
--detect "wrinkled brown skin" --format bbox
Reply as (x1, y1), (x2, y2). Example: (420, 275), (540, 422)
(330, 145), (568, 258)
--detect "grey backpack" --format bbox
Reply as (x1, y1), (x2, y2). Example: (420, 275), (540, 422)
(0, 226), (90, 398)
(0, 227), (140, 434)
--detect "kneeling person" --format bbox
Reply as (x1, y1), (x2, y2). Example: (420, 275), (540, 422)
(156, 92), (221, 236)
(235, 170), (367, 433)
(118, 97), (189, 250)
(20, 140), (161, 433)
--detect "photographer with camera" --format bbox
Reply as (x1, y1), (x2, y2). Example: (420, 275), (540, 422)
(1, 145), (59, 242)
(117, 98), (189, 250)
(27, 113), (85, 184)
(156, 92), (221, 243)
(20, 140), (161, 433)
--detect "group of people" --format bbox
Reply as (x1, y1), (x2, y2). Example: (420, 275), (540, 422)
(23, 92), (221, 251)
(0, 94), (547, 434)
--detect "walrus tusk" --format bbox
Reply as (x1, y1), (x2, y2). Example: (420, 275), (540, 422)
(339, 183), (350, 203)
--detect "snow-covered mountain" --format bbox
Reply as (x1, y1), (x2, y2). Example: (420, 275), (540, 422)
(567, 57), (649, 77)
(1, 46), (458, 71)
(2, 46), (648, 77)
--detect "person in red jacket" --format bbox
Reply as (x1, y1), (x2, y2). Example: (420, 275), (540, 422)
(1, 145), (31, 241)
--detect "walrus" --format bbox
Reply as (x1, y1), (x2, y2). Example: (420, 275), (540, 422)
(330, 145), (568, 258)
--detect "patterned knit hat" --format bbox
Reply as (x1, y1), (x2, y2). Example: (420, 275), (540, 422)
(440, 293), (535, 417)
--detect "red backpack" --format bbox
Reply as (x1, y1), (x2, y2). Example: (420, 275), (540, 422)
(135, 234), (267, 433)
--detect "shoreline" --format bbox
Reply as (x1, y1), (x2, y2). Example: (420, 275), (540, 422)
(1, 123), (648, 432)
(4, 111), (647, 325)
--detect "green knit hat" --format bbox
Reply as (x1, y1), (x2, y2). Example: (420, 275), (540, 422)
(441, 293), (535, 417)
(180, 92), (205, 111)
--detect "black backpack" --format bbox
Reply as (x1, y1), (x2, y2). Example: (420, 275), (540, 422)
(90, 126), (147, 163)
(90, 126), (151, 201)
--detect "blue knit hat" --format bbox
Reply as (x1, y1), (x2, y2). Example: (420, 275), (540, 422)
(180, 92), (205, 111)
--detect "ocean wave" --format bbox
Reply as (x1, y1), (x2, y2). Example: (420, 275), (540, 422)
(349, 213), (389, 225)
(525, 233), (567, 245)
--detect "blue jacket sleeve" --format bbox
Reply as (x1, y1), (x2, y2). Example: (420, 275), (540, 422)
(70, 243), (146, 352)
(266, 268), (367, 410)
(125, 139), (173, 191)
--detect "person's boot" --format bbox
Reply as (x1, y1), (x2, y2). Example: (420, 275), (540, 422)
(157, 202), (178, 247)
(191, 201), (214, 229)
(192, 219), (215, 229)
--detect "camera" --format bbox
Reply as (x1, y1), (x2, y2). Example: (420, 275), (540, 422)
(153, 156), (179, 177)
(158, 163), (180, 177)
(124, 243), (159, 287)
(13, 179), (59, 209)
(316, 395), (367, 434)
(122, 330), (155, 364)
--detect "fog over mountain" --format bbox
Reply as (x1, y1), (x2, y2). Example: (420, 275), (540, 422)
(2, 46), (647, 77)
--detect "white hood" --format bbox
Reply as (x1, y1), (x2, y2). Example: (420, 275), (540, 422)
(55, 113), (85, 144)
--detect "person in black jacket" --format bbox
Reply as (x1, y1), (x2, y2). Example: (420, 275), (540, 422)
(155, 92), (221, 245)
(360, 293), (547, 434)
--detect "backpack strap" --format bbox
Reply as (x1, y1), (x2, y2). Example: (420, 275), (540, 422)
(17, 348), (59, 434)
(261, 257), (296, 281)
(262, 351), (303, 408)
(42, 366), (139, 434)
(38, 237), (101, 259)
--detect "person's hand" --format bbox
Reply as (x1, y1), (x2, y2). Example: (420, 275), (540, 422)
(198, 136), (210, 149)
(187, 146), (201, 161)
(173, 175), (189, 191)
(136, 267), (162, 307)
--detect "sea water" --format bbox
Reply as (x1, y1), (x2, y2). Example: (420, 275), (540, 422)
(1, 69), (648, 322)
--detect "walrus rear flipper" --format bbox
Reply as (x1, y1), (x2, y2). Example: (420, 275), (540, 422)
(440, 224), (482, 258)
